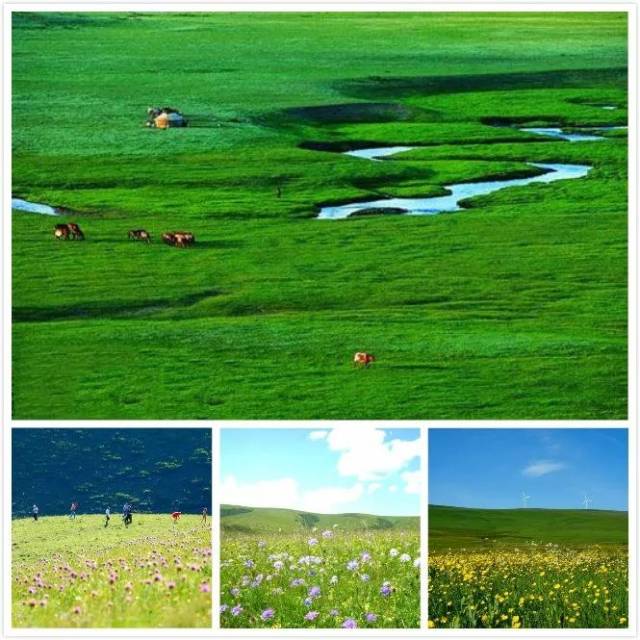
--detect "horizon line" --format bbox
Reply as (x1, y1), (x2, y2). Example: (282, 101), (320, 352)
(221, 503), (420, 518)
(429, 503), (628, 513)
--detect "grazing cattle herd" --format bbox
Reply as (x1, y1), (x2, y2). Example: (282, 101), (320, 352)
(47, 104), (375, 367)
(53, 225), (195, 248)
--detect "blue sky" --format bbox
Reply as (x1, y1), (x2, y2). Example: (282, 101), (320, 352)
(221, 428), (421, 516)
(429, 429), (628, 511)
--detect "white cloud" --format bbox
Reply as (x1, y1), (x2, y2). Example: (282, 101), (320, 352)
(308, 430), (328, 441)
(220, 475), (363, 514)
(301, 484), (364, 513)
(401, 470), (421, 495)
(367, 482), (382, 494)
(326, 427), (420, 481)
(389, 485), (398, 493)
(522, 460), (566, 477)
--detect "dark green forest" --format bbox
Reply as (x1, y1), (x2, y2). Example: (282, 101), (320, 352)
(12, 429), (211, 516)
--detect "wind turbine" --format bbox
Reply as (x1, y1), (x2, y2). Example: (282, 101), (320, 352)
(582, 494), (592, 510)
(521, 491), (530, 508)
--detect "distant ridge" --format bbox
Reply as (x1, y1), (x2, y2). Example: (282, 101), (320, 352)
(429, 505), (627, 549)
(221, 504), (419, 533)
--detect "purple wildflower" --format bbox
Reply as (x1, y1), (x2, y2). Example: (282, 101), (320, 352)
(305, 611), (320, 622)
(380, 581), (393, 597)
(346, 559), (359, 571)
(231, 604), (243, 617)
(365, 613), (378, 623)
(309, 586), (321, 598)
(260, 608), (275, 621)
(342, 618), (358, 629)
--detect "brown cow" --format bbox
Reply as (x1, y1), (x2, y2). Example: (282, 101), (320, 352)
(128, 229), (151, 243)
(163, 231), (194, 248)
(162, 232), (177, 246)
(353, 352), (376, 368)
(67, 223), (84, 240)
(173, 231), (195, 248)
(54, 223), (70, 240)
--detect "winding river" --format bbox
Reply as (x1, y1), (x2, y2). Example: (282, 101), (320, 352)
(318, 146), (591, 219)
(15, 122), (617, 220)
(12, 198), (58, 216)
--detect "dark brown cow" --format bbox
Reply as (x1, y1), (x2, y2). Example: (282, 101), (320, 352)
(353, 352), (376, 368)
(67, 223), (85, 240)
(128, 229), (151, 243)
(54, 223), (70, 240)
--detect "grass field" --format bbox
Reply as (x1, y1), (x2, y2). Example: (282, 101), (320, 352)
(428, 505), (628, 629)
(220, 505), (420, 628)
(12, 514), (211, 627)
(12, 12), (628, 419)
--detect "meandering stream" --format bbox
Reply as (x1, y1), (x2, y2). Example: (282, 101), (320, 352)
(12, 198), (58, 216)
(15, 120), (620, 220)
(318, 148), (591, 219)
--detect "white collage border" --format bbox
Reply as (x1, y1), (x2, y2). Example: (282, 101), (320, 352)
(1, 2), (638, 638)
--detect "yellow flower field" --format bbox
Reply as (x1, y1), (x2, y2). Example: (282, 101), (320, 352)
(428, 545), (628, 629)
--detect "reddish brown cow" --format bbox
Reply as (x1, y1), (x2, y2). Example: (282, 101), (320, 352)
(353, 352), (376, 368)
(163, 231), (195, 248)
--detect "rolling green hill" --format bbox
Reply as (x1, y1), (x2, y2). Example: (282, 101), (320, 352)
(429, 504), (628, 549)
(12, 429), (212, 516)
(221, 504), (419, 533)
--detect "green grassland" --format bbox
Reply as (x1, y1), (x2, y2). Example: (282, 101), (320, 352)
(429, 505), (628, 550)
(12, 12), (628, 418)
(428, 506), (628, 628)
(12, 514), (211, 627)
(222, 504), (419, 533)
(220, 505), (419, 628)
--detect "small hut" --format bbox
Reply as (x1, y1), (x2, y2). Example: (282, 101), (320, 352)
(146, 107), (187, 128)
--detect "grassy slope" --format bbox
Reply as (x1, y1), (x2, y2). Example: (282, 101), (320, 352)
(12, 514), (211, 627)
(221, 504), (419, 533)
(12, 12), (628, 418)
(429, 505), (628, 550)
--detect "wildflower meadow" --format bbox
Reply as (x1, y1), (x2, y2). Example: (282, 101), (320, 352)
(428, 544), (628, 629)
(220, 527), (420, 628)
(12, 514), (211, 627)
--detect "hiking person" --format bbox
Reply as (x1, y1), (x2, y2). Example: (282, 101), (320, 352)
(32, 504), (39, 521)
(69, 501), (78, 520)
(104, 506), (111, 528)
(122, 502), (133, 527)
(201, 507), (208, 525)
